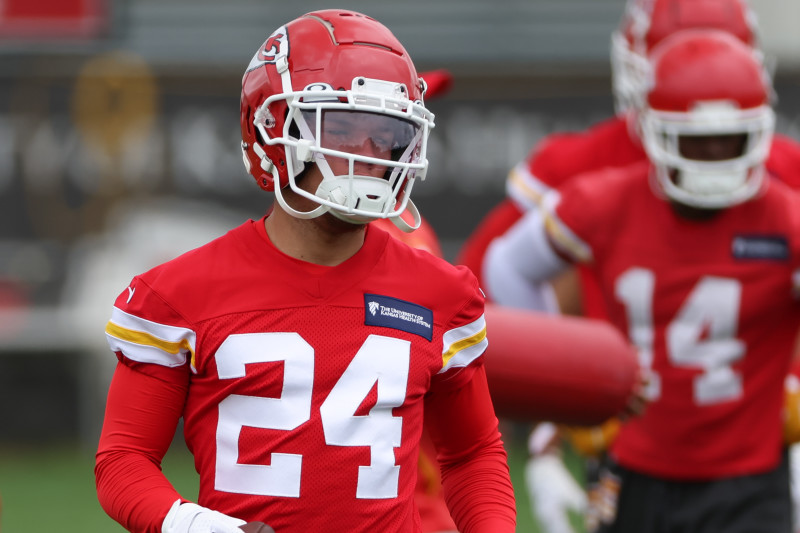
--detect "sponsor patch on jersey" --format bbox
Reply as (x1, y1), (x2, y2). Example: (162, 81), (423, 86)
(731, 235), (789, 261)
(364, 294), (433, 341)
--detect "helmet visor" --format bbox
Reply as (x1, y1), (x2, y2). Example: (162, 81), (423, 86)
(302, 110), (421, 166)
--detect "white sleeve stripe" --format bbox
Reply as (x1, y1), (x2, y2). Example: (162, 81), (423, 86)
(105, 306), (196, 369)
(543, 210), (593, 263)
(438, 334), (487, 374)
(506, 163), (552, 210)
(439, 314), (487, 373)
(105, 333), (187, 367)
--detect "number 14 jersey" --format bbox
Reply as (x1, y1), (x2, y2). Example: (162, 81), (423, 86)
(545, 161), (800, 480)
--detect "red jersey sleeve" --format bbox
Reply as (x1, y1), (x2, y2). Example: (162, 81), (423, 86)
(95, 362), (190, 533)
(431, 267), (489, 387)
(425, 364), (516, 533)
(105, 275), (198, 379)
(544, 162), (648, 264)
(423, 268), (516, 532)
(98, 274), (198, 532)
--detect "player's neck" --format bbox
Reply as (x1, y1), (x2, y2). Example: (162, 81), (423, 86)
(264, 205), (367, 266)
(669, 201), (722, 222)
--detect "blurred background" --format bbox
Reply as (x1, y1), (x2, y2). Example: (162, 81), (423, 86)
(0, 0), (798, 531)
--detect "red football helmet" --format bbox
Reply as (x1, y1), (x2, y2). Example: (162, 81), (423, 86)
(240, 10), (434, 230)
(640, 29), (774, 208)
(611, 0), (759, 114)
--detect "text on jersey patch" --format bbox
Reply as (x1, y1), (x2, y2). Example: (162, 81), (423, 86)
(364, 294), (433, 341)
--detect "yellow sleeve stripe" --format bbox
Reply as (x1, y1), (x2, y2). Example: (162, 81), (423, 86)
(439, 314), (488, 374)
(105, 321), (191, 356)
(543, 211), (593, 263)
(506, 164), (549, 210)
(104, 307), (197, 370)
(442, 326), (486, 367)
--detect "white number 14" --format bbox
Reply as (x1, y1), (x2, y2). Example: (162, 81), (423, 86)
(616, 268), (745, 406)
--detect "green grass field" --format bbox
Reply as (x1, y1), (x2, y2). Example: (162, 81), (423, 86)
(0, 431), (560, 532)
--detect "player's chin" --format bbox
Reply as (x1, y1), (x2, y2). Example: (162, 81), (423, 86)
(318, 210), (370, 234)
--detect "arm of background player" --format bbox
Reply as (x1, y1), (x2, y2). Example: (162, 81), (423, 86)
(483, 206), (569, 311)
(425, 363), (516, 533)
(95, 361), (189, 533)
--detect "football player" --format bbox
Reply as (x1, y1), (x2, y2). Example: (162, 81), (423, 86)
(95, 10), (516, 533)
(457, 0), (800, 311)
(458, 1), (800, 531)
(485, 29), (800, 532)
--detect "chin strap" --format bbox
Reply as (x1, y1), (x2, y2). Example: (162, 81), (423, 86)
(272, 165), (330, 220)
(389, 200), (422, 233)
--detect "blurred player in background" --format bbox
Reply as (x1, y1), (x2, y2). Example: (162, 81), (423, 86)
(486, 28), (800, 532)
(458, 0), (800, 308)
(95, 9), (515, 533)
(458, 0), (800, 531)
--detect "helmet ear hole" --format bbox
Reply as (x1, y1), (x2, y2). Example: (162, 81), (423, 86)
(244, 107), (253, 136)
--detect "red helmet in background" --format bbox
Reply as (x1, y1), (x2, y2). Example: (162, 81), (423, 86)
(640, 29), (774, 208)
(240, 10), (434, 229)
(611, 0), (760, 114)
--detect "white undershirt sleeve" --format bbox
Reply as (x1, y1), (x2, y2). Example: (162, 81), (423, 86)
(483, 207), (569, 313)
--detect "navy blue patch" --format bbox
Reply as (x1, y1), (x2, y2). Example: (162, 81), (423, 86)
(731, 235), (789, 261)
(364, 294), (433, 341)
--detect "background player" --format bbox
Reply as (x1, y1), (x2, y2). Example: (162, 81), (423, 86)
(458, 1), (800, 530)
(95, 9), (516, 533)
(486, 29), (800, 533)
(457, 0), (800, 311)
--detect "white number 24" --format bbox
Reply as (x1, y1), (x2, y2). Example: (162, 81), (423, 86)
(616, 268), (746, 405)
(213, 332), (410, 499)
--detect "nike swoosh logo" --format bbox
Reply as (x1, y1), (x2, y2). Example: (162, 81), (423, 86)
(126, 286), (135, 303)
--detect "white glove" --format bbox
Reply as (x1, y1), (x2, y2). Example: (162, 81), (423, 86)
(525, 453), (587, 533)
(162, 499), (247, 533)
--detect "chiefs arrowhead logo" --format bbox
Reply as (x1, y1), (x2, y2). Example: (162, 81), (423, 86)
(246, 26), (289, 73)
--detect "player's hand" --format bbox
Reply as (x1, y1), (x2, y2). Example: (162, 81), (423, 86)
(525, 453), (587, 533)
(162, 499), (247, 533)
(621, 367), (652, 419)
(563, 418), (621, 458)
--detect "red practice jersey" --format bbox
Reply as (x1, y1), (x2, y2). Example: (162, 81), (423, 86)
(371, 216), (457, 533)
(545, 161), (800, 480)
(458, 114), (800, 319)
(99, 219), (513, 532)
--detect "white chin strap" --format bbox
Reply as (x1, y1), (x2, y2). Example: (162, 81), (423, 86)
(272, 165), (330, 220)
(390, 199), (422, 232)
